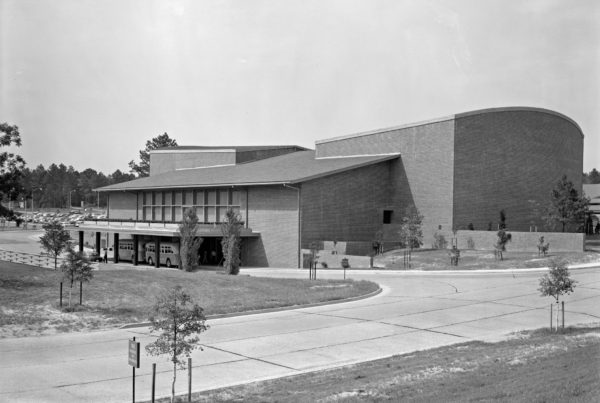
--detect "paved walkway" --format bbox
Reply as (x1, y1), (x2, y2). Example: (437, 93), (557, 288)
(1, 265), (599, 402)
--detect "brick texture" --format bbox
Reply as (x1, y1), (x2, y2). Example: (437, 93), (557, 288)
(315, 119), (455, 246)
(300, 161), (393, 255)
(244, 186), (299, 268)
(453, 110), (583, 232)
(150, 152), (236, 175)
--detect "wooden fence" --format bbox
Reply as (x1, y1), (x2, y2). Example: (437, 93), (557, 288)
(0, 249), (65, 269)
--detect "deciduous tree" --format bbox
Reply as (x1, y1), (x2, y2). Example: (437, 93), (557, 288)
(221, 209), (242, 274)
(145, 286), (208, 403)
(0, 122), (26, 202)
(543, 175), (589, 232)
(398, 206), (424, 250)
(539, 259), (576, 332)
(178, 208), (201, 271)
(39, 220), (72, 269)
(129, 133), (178, 177)
(494, 229), (511, 260)
(60, 248), (93, 308)
(582, 168), (600, 184)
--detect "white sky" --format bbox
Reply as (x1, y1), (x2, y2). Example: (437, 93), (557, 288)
(1, 0), (599, 173)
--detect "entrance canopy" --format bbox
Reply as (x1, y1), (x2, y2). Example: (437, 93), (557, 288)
(71, 220), (260, 238)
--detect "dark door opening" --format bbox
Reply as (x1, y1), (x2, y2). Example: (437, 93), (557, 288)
(198, 237), (223, 266)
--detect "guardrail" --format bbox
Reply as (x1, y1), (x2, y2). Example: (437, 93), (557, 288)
(0, 249), (65, 269)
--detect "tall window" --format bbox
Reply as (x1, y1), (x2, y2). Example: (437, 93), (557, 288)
(141, 188), (241, 223)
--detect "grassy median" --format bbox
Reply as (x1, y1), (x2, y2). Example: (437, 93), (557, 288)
(0, 261), (378, 337)
(178, 326), (600, 403)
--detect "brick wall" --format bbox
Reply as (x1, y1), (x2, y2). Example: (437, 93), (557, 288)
(150, 151), (236, 175)
(300, 161), (392, 252)
(236, 147), (305, 163)
(315, 119), (455, 246)
(453, 230), (584, 252)
(453, 110), (584, 232)
(108, 192), (137, 220)
(244, 186), (299, 268)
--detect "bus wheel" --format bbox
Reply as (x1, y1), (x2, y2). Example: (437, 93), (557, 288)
(147, 257), (153, 266)
(166, 258), (171, 268)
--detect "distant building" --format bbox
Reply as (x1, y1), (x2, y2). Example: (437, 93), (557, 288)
(584, 184), (600, 232)
(85, 107), (583, 268)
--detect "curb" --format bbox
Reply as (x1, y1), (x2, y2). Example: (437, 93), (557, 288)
(120, 285), (383, 330)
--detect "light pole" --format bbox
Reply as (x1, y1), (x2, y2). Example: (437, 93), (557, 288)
(31, 187), (42, 222)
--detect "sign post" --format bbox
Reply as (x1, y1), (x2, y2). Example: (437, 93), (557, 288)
(129, 337), (140, 402)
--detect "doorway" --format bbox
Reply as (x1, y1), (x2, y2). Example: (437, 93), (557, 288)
(197, 237), (223, 266)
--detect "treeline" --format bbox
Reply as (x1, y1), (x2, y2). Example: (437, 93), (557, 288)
(583, 168), (600, 184)
(17, 164), (135, 209)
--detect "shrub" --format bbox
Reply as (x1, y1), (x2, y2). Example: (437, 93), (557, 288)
(433, 232), (447, 249)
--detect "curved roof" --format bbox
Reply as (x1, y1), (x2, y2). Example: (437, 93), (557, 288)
(316, 106), (583, 145)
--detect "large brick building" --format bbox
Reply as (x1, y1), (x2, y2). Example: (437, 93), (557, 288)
(89, 107), (584, 268)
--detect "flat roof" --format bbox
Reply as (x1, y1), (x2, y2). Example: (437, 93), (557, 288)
(151, 145), (309, 153)
(97, 151), (399, 192)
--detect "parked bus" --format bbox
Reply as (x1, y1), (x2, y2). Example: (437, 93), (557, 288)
(117, 239), (145, 263)
(145, 242), (179, 268)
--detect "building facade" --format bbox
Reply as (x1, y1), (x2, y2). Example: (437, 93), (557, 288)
(85, 107), (583, 268)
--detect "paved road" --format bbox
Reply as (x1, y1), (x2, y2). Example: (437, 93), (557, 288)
(1, 264), (599, 402)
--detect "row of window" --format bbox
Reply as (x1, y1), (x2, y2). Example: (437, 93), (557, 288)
(141, 189), (241, 223)
(142, 205), (241, 223)
(142, 189), (240, 207)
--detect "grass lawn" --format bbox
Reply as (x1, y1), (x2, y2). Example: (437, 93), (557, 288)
(374, 249), (600, 271)
(170, 326), (600, 403)
(0, 261), (378, 338)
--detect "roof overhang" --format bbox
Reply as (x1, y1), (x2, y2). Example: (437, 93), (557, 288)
(68, 222), (260, 238)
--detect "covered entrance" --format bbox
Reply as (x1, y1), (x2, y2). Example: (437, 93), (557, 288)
(198, 237), (223, 266)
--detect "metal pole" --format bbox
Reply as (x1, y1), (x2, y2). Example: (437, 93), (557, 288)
(152, 363), (156, 403)
(132, 336), (136, 403)
(188, 357), (192, 402)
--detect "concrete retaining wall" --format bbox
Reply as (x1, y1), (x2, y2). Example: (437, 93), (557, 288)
(452, 230), (584, 252)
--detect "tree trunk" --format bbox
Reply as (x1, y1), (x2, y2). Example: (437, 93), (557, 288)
(68, 285), (72, 308)
(556, 299), (560, 332)
(172, 315), (177, 403)
(55, 255), (57, 270)
(171, 360), (176, 403)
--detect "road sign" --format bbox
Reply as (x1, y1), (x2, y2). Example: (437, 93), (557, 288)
(128, 339), (140, 368)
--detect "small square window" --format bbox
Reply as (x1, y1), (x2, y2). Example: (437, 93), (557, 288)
(383, 210), (393, 224)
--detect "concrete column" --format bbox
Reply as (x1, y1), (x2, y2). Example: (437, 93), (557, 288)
(95, 232), (101, 255)
(114, 233), (120, 263)
(78, 231), (84, 253)
(133, 235), (139, 266)
(154, 236), (160, 268)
